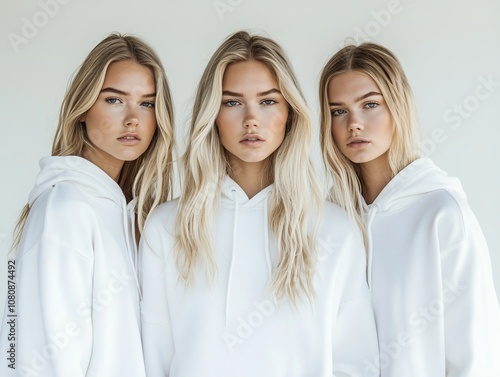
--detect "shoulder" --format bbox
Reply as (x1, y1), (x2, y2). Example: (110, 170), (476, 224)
(19, 183), (98, 259)
(32, 182), (97, 225)
(316, 201), (365, 260)
(320, 201), (359, 235)
(421, 188), (471, 226)
(418, 188), (486, 251)
(145, 199), (179, 227)
(143, 198), (179, 239)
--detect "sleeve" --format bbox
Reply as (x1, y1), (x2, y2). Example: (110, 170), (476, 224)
(330, 223), (380, 377)
(15, 233), (94, 377)
(441, 201), (500, 376)
(140, 216), (175, 377)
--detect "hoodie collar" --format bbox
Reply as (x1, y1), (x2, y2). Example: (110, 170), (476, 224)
(221, 176), (273, 208)
(363, 157), (465, 214)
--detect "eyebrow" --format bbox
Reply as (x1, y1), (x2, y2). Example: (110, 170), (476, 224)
(100, 87), (156, 98)
(222, 88), (281, 97)
(328, 91), (382, 106)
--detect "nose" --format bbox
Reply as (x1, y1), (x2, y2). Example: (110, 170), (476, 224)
(124, 107), (139, 129)
(347, 112), (364, 132)
(243, 105), (258, 130)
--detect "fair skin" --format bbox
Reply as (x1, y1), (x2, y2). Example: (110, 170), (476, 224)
(81, 60), (157, 181)
(328, 71), (394, 204)
(216, 60), (289, 198)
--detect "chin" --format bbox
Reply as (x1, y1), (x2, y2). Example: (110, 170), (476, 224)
(122, 150), (148, 162)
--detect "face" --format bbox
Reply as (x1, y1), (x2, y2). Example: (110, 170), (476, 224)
(328, 71), (393, 169)
(216, 60), (289, 172)
(81, 60), (157, 179)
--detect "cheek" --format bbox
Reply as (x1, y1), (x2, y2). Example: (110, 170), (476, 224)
(100, 118), (115, 132)
(86, 114), (115, 135)
(144, 122), (157, 144)
(86, 118), (114, 147)
(145, 112), (157, 132)
(87, 128), (104, 146)
(375, 112), (394, 140)
(215, 111), (238, 140)
(267, 109), (288, 134)
(331, 122), (343, 143)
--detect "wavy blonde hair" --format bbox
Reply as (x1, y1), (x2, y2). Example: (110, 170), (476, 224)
(319, 42), (421, 225)
(177, 31), (322, 302)
(13, 33), (174, 249)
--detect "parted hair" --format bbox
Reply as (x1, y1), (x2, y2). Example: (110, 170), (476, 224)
(13, 33), (174, 249)
(177, 30), (322, 302)
(319, 42), (421, 229)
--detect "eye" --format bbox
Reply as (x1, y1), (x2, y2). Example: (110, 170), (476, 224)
(365, 102), (379, 109)
(261, 99), (277, 106)
(141, 101), (155, 108)
(223, 100), (240, 107)
(105, 97), (122, 104)
(330, 109), (346, 116)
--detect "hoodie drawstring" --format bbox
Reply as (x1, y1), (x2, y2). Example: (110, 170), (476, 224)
(225, 188), (239, 326)
(366, 204), (379, 290)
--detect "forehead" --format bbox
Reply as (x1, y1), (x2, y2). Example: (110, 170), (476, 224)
(328, 71), (380, 99)
(103, 60), (155, 87)
(222, 60), (278, 90)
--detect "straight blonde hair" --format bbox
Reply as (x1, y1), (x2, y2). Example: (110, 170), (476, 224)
(177, 31), (322, 302)
(13, 33), (174, 249)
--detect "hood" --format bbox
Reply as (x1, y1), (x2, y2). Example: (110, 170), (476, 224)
(364, 157), (466, 214)
(28, 156), (125, 208)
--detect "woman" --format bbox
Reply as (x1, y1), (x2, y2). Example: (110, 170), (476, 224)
(319, 42), (500, 376)
(140, 31), (378, 376)
(1, 33), (174, 376)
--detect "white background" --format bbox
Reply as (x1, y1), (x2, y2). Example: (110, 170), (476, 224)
(1, 0), (499, 313)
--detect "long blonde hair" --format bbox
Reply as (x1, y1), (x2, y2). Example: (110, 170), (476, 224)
(319, 42), (421, 224)
(177, 31), (322, 302)
(13, 33), (174, 248)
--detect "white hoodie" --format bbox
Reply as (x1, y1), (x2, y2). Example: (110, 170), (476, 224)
(140, 176), (379, 377)
(0, 156), (146, 377)
(364, 157), (500, 376)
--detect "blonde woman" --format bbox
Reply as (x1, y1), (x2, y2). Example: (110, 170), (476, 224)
(319, 42), (500, 376)
(140, 31), (378, 376)
(0, 33), (174, 376)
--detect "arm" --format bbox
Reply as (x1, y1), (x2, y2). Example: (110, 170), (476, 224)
(140, 213), (175, 377)
(441, 201), (500, 376)
(16, 233), (93, 377)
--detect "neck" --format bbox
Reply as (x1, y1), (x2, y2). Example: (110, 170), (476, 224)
(229, 160), (272, 199)
(359, 153), (393, 204)
(83, 148), (123, 182)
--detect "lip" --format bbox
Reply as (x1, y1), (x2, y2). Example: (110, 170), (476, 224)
(240, 134), (265, 146)
(117, 133), (141, 145)
(347, 137), (370, 149)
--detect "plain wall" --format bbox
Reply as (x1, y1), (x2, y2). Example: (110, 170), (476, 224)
(1, 0), (499, 314)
